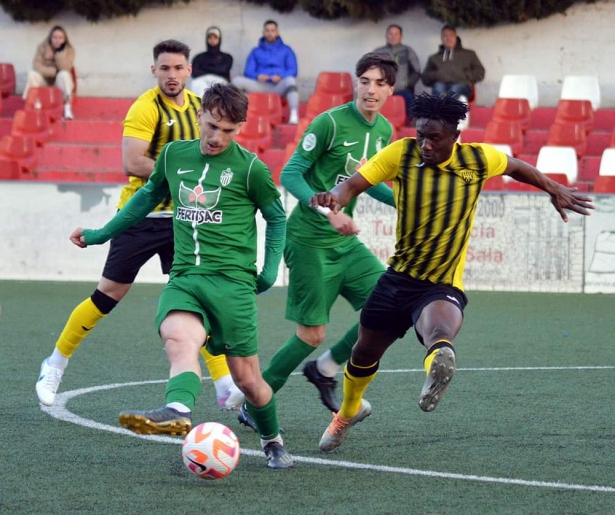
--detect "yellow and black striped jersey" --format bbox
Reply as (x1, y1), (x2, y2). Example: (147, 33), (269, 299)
(119, 86), (201, 213)
(359, 140), (507, 290)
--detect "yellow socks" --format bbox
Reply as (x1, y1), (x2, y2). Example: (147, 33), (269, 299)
(339, 359), (379, 419)
(200, 347), (231, 381)
(55, 298), (106, 358)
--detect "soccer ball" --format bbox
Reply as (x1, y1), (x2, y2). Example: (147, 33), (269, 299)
(182, 422), (241, 479)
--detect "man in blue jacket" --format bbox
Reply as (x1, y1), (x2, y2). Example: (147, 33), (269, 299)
(233, 20), (300, 124)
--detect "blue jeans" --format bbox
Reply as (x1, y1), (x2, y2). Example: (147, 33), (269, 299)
(431, 82), (472, 100)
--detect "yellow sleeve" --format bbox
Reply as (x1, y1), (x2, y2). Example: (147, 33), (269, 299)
(476, 143), (508, 178)
(122, 98), (159, 142)
(358, 139), (405, 185)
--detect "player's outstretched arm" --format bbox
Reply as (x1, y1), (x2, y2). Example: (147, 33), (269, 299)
(256, 198), (286, 294)
(503, 156), (594, 222)
(309, 172), (373, 213)
(73, 185), (167, 248)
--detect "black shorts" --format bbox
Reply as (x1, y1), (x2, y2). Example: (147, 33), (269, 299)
(102, 217), (174, 284)
(360, 268), (468, 343)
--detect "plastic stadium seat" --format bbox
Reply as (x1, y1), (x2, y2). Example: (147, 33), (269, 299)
(235, 115), (272, 153)
(544, 173), (569, 187)
(305, 93), (347, 122)
(11, 109), (52, 146)
(492, 98), (532, 131)
(484, 121), (524, 156)
(554, 99), (594, 133)
(610, 130), (615, 149)
(0, 63), (15, 98)
(314, 72), (353, 103)
(488, 143), (513, 156)
(536, 146), (578, 184)
(397, 127), (416, 139)
(380, 95), (407, 130)
(498, 75), (539, 110)
(599, 148), (615, 176)
(482, 175), (506, 191)
(561, 75), (601, 110)
(579, 155), (601, 181)
(260, 148), (285, 184)
(24, 87), (64, 122)
(0, 158), (20, 179)
(546, 122), (587, 158)
(292, 117), (310, 144)
(0, 135), (37, 173)
(593, 175), (615, 193)
(247, 92), (283, 127)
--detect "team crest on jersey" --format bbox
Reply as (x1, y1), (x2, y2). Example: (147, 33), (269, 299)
(176, 183), (223, 224)
(220, 168), (233, 186)
(345, 153), (367, 175)
(460, 170), (475, 182)
(376, 137), (384, 152)
(302, 133), (317, 152)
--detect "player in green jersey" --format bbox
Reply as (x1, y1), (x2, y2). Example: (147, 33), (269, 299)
(310, 92), (594, 452)
(69, 83), (293, 469)
(238, 52), (399, 431)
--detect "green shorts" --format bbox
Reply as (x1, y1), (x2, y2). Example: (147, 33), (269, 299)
(284, 237), (385, 326)
(156, 273), (258, 357)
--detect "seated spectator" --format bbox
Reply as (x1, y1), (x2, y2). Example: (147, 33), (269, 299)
(422, 25), (485, 102)
(23, 25), (75, 119)
(374, 24), (420, 122)
(190, 26), (233, 95)
(232, 20), (299, 124)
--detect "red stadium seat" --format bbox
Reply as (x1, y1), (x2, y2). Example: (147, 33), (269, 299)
(492, 98), (531, 131)
(544, 173), (569, 187)
(247, 92), (283, 127)
(24, 87), (64, 122)
(305, 93), (347, 122)
(380, 95), (406, 130)
(547, 122), (587, 158)
(610, 130), (615, 148)
(554, 99), (594, 133)
(315, 72), (353, 103)
(11, 109), (52, 146)
(235, 115), (272, 153)
(482, 175), (506, 191)
(0, 63), (16, 98)
(292, 117), (311, 144)
(484, 121), (524, 156)
(0, 158), (20, 179)
(0, 135), (37, 173)
(593, 175), (615, 193)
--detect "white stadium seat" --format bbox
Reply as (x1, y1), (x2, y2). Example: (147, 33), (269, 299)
(536, 146), (578, 184)
(498, 75), (539, 110)
(598, 148), (615, 176)
(561, 75), (601, 111)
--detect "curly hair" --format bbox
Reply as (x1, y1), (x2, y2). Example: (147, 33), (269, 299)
(409, 92), (469, 132)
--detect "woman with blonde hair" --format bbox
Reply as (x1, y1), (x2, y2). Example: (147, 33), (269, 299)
(23, 25), (75, 119)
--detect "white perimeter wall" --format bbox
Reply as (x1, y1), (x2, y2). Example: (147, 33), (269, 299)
(1, 0), (615, 106)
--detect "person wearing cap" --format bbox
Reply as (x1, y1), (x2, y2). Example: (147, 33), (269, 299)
(190, 26), (234, 95)
(232, 20), (300, 124)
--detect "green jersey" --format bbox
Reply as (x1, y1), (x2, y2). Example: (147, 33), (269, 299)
(287, 101), (393, 246)
(146, 139), (281, 279)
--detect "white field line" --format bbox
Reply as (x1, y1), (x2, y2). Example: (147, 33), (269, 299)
(40, 368), (615, 494)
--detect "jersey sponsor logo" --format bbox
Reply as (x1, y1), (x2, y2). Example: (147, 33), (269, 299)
(177, 183), (223, 225)
(345, 154), (368, 175)
(176, 207), (222, 224)
(220, 168), (233, 187)
(343, 140), (359, 147)
(177, 168), (194, 175)
(302, 133), (317, 152)
(166, 119), (176, 126)
(335, 174), (350, 185)
(446, 295), (460, 305)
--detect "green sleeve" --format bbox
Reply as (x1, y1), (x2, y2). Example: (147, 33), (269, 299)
(256, 197), (286, 293)
(83, 183), (168, 245)
(366, 182), (396, 208)
(279, 152), (316, 204)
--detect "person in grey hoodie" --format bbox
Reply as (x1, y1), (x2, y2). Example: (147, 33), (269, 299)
(374, 24), (420, 121)
(422, 25), (485, 101)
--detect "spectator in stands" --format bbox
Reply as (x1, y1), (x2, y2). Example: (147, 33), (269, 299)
(232, 20), (300, 124)
(23, 25), (75, 120)
(190, 26), (233, 95)
(374, 24), (420, 122)
(422, 25), (485, 102)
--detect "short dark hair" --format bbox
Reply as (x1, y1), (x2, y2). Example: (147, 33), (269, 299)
(441, 24), (457, 34)
(153, 39), (190, 61)
(386, 24), (402, 35)
(409, 92), (468, 133)
(201, 83), (248, 124)
(264, 20), (278, 28)
(356, 52), (398, 87)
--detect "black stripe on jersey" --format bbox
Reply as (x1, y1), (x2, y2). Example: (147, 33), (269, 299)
(157, 96), (179, 143)
(186, 95), (201, 140)
(148, 96), (163, 160)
